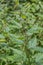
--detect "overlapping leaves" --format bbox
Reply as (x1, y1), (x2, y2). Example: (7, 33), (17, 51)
(0, 0), (43, 65)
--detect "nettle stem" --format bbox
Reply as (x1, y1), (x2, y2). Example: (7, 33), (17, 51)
(21, 25), (31, 65)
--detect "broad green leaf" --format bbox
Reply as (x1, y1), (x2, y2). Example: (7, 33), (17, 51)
(27, 37), (37, 48)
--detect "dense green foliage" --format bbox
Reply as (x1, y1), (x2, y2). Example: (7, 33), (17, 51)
(0, 0), (43, 65)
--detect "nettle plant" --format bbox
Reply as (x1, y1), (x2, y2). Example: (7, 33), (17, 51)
(0, 0), (43, 65)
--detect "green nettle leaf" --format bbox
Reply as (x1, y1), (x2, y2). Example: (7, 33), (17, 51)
(9, 34), (24, 45)
(31, 47), (43, 53)
(27, 24), (43, 36)
(32, 53), (43, 62)
(0, 0), (43, 65)
(27, 37), (37, 48)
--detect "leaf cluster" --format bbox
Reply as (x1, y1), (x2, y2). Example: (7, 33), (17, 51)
(0, 0), (43, 65)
